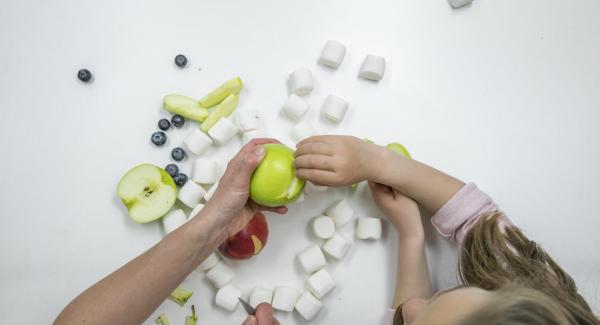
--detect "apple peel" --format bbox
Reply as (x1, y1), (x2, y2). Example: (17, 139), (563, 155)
(168, 287), (193, 306)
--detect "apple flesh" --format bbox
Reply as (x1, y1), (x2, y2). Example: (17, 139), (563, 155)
(163, 94), (209, 122)
(250, 144), (305, 207)
(386, 142), (411, 158)
(199, 77), (243, 108)
(116, 164), (177, 223)
(200, 94), (239, 132)
(219, 212), (268, 260)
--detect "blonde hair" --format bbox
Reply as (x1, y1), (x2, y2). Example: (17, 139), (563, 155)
(458, 212), (599, 325)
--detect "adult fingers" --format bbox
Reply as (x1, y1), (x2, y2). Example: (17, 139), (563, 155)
(294, 154), (336, 171)
(259, 206), (288, 214)
(295, 142), (334, 157)
(296, 168), (339, 185)
(242, 315), (257, 325)
(255, 303), (274, 325)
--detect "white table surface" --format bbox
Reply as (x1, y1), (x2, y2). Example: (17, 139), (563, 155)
(1, 0), (599, 323)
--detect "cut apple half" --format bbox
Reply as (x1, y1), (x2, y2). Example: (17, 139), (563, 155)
(199, 77), (243, 108)
(163, 94), (209, 122)
(200, 94), (239, 132)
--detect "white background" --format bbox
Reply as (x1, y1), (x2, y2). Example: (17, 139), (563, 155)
(1, 0), (599, 323)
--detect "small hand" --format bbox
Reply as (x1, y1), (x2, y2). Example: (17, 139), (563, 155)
(368, 181), (424, 239)
(294, 135), (381, 186)
(242, 303), (280, 325)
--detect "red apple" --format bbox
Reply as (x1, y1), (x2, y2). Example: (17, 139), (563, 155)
(219, 212), (269, 260)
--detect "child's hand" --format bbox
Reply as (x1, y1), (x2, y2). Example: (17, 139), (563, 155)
(368, 181), (424, 239)
(294, 135), (382, 186)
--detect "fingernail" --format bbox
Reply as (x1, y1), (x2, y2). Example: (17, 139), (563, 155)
(254, 146), (265, 156)
(243, 316), (256, 325)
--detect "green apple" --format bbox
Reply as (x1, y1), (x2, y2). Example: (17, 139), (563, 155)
(163, 94), (209, 122)
(168, 287), (193, 306)
(200, 94), (239, 132)
(250, 144), (305, 207)
(116, 164), (177, 223)
(155, 314), (170, 325)
(199, 77), (243, 108)
(185, 305), (197, 325)
(386, 142), (411, 158)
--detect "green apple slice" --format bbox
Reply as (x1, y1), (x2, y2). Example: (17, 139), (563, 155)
(199, 77), (243, 108)
(163, 94), (209, 122)
(168, 287), (193, 306)
(116, 164), (177, 223)
(200, 94), (239, 132)
(155, 314), (170, 325)
(185, 305), (197, 325)
(386, 142), (411, 158)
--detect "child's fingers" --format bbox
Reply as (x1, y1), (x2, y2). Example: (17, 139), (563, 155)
(294, 154), (336, 171)
(296, 168), (338, 184)
(295, 142), (334, 157)
(297, 135), (333, 147)
(368, 181), (393, 195)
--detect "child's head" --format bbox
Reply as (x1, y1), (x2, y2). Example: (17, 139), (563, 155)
(395, 213), (600, 325)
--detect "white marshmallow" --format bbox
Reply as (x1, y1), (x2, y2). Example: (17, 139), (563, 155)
(295, 292), (323, 321)
(281, 94), (309, 121)
(177, 181), (206, 208)
(290, 121), (317, 143)
(319, 40), (346, 69)
(249, 286), (274, 308)
(307, 269), (336, 299)
(359, 54), (386, 81)
(205, 261), (235, 288)
(197, 252), (219, 272)
(215, 284), (242, 311)
(322, 233), (352, 259)
(304, 181), (328, 195)
(356, 217), (382, 240)
(183, 129), (213, 155)
(208, 118), (238, 145)
(298, 245), (327, 274)
(321, 94), (349, 123)
(188, 203), (205, 220)
(242, 129), (269, 144)
(288, 68), (314, 96)
(191, 158), (218, 184)
(204, 182), (219, 202)
(272, 286), (302, 312)
(449, 0), (473, 8)
(325, 199), (354, 227)
(236, 108), (263, 132)
(162, 209), (187, 234)
(311, 215), (335, 239)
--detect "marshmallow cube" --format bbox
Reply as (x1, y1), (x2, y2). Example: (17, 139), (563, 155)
(325, 199), (354, 227)
(356, 217), (382, 240)
(162, 209), (187, 234)
(215, 284), (242, 311)
(307, 269), (336, 299)
(207, 118), (238, 145)
(359, 54), (386, 81)
(177, 181), (206, 208)
(242, 129), (269, 144)
(322, 233), (352, 259)
(204, 182), (219, 202)
(305, 181), (328, 195)
(321, 94), (349, 123)
(288, 68), (314, 96)
(449, 0), (473, 8)
(183, 129), (213, 155)
(311, 215), (335, 239)
(249, 286), (274, 308)
(206, 261), (235, 288)
(295, 292), (324, 321)
(236, 108), (263, 132)
(191, 158), (218, 184)
(197, 252), (219, 272)
(188, 203), (205, 220)
(319, 40), (346, 69)
(281, 94), (309, 121)
(298, 245), (327, 274)
(290, 121), (317, 143)
(272, 286), (302, 312)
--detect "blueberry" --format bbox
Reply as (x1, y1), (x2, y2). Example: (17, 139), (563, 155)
(151, 131), (167, 146)
(171, 115), (185, 128)
(165, 164), (179, 177)
(173, 173), (188, 187)
(158, 119), (171, 131)
(77, 69), (92, 82)
(174, 54), (188, 68)
(171, 147), (186, 161)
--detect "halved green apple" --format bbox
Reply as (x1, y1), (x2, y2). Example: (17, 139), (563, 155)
(200, 94), (239, 132)
(199, 77), (243, 108)
(116, 164), (177, 223)
(386, 142), (411, 158)
(163, 94), (209, 122)
(250, 144), (305, 207)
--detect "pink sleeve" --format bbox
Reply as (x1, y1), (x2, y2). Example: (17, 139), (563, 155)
(431, 183), (512, 245)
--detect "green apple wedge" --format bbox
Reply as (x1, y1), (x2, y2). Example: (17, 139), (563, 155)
(155, 314), (170, 325)
(200, 94), (239, 132)
(163, 94), (209, 122)
(250, 144), (305, 207)
(168, 287), (193, 306)
(386, 142), (411, 158)
(199, 77), (243, 108)
(185, 306), (197, 325)
(116, 164), (177, 223)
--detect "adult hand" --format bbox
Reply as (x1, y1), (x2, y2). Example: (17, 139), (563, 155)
(204, 139), (288, 238)
(242, 303), (280, 325)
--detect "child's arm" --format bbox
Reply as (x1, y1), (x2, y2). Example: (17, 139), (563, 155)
(295, 135), (464, 215)
(368, 181), (432, 308)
